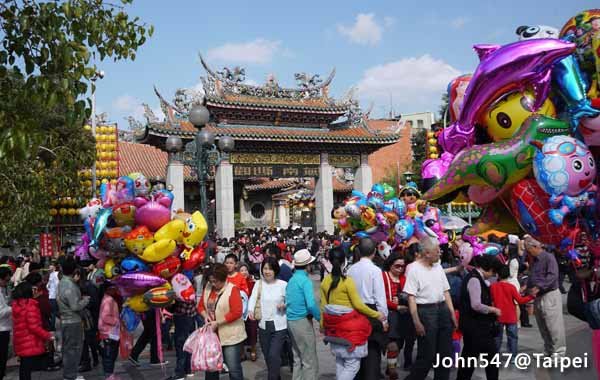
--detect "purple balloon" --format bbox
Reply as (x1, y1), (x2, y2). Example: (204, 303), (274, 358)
(438, 39), (575, 157)
(421, 152), (454, 180)
(134, 196), (172, 232)
(112, 272), (166, 297)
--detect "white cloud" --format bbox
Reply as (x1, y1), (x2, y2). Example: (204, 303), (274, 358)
(450, 17), (469, 29)
(337, 13), (384, 46)
(356, 55), (461, 114)
(207, 39), (282, 64)
(113, 95), (144, 120)
(383, 16), (395, 28)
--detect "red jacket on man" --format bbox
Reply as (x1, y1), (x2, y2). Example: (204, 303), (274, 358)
(12, 298), (52, 357)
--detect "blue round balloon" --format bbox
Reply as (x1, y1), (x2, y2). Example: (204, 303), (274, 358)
(120, 256), (150, 273)
(394, 219), (414, 241)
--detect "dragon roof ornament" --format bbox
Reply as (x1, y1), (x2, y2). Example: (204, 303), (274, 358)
(199, 53), (336, 102)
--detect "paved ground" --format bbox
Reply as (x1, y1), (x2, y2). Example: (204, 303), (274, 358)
(4, 275), (597, 380)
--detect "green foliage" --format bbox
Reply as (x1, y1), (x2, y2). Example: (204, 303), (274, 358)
(0, 0), (152, 243)
(438, 92), (450, 125)
(410, 129), (428, 187)
(0, 0), (153, 160)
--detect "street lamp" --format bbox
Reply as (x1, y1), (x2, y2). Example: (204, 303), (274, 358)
(90, 69), (105, 197)
(403, 171), (414, 184)
(185, 103), (235, 218)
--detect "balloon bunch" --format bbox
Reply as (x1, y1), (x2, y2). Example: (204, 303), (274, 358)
(421, 9), (600, 250)
(78, 172), (207, 331)
(332, 183), (443, 250)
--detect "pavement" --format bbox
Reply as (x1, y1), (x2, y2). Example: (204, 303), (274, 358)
(4, 275), (598, 380)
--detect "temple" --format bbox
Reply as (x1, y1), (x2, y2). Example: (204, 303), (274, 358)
(133, 56), (400, 238)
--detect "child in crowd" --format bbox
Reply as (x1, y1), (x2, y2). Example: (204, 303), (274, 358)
(490, 265), (537, 355)
(98, 285), (122, 380)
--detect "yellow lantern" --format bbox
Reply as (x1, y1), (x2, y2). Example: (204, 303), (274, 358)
(68, 208), (77, 216)
(110, 179), (117, 185)
(427, 132), (435, 138)
(429, 146), (438, 153)
(430, 153), (439, 159)
(101, 178), (109, 184)
(59, 208), (67, 216)
(428, 138), (437, 145)
(84, 124), (92, 131)
(110, 169), (118, 178)
(49, 209), (58, 216)
(50, 199), (58, 207)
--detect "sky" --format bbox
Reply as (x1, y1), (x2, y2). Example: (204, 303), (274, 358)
(95, 0), (593, 128)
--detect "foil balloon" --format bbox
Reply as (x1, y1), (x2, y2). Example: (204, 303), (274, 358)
(74, 234), (92, 261)
(120, 256), (150, 273)
(155, 211), (208, 247)
(394, 219), (414, 244)
(423, 206), (448, 245)
(367, 183), (385, 210)
(421, 152), (454, 183)
(532, 135), (597, 225)
(101, 226), (131, 254)
(516, 25), (559, 40)
(510, 178), (566, 246)
(459, 243), (474, 267)
(462, 234), (484, 257)
(383, 198), (406, 219)
(141, 239), (176, 263)
(112, 272), (167, 297)
(89, 269), (106, 287)
(152, 256), (181, 279)
(112, 203), (136, 227)
(377, 241), (391, 259)
(104, 258), (120, 279)
(171, 273), (195, 302)
(90, 207), (112, 248)
(382, 183), (396, 201)
(144, 284), (175, 308)
(447, 74), (472, 123)
(438, 38), (575, 157)
(79, 198), (102, 223)
(100, 182), (116, 208)
(181, 244), (206, 271)
(481, 90), (556, 142)
(124, 226), (154, 256)
(121, 306), (140, 332)
(134, 195), (172, 232)
(89, 246), (108, 261)
(580, 113), (600, 146)
(113, 176), (135, 206)
(423, 115), (570, 204)
(125, 294), (150, 313)
(128, 172), (151, 197)
(483, 242), (503, 256)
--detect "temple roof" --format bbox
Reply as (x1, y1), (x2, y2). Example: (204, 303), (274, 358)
(244, 177), (352, 193)
(119, 141), (195, 182)
(130, 55), (400, 150)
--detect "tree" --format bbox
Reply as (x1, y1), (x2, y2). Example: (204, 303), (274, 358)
(438, 91), (450, 125)
(0, 0), (152, 243)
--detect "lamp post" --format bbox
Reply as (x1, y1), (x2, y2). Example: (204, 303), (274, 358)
(185, 103), (235, 219)
(90, 69), (104, 197)
(402, 171), (414, 185)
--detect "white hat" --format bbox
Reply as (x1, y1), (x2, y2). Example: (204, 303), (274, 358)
(508, 234), (519, 245)
(293, 249), (315, 267)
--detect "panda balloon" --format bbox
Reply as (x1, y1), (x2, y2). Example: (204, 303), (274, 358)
(515, 25), (559, 40)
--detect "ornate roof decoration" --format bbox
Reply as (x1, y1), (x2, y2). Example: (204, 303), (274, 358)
(199, 54), (338, 106)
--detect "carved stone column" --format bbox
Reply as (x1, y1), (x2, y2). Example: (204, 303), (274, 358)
(315, 153), (334, 233)
(166, 154), (185, 212)
(277, 202), (289, 229)
(353, 153), (372, 194)
(215, 158), (235, 239)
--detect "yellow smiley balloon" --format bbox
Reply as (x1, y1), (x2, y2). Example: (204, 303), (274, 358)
(481, 90), (556, 142)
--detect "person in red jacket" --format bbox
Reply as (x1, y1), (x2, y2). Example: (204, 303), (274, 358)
(12, 281), (53, 380)
(490, 265), (537, 356)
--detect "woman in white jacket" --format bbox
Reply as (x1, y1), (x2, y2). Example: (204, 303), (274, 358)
(247, 257), (287, 380)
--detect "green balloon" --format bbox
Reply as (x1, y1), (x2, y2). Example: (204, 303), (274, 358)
(382, 183), (396, 201)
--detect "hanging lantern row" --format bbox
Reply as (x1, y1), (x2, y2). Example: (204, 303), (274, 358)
(426, 131), (439, 160)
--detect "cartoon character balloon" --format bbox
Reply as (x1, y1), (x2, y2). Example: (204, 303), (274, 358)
(394, 219), (414, 244)
(128, 172), (151, 197)
(171, 273), (195, 302)
(532, 135), (597, 225)
(124, 226), (154, 256)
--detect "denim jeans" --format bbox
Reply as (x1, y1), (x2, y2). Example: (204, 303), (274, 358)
(205, 343), (243, 380)
(49, 299), (58, 331)
(258, 322), (287, 380)
(62, 323), (84, 380)
(101, 339), (119, 376)
(406, 303), (453, 380)
(495, 323), (518, 355)
(173, 315), (195, 378)
(0, 331), (9, 379)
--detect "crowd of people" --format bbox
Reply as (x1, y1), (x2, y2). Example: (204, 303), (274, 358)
(0, 224), (588, 380)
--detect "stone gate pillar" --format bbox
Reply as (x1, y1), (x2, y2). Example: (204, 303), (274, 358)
(215, 157), (235, 239)
(277, 202), (289, 229)
(353, 153), (372, 194)
(315, 153), (334, 233)
(166, 154), (185, 212)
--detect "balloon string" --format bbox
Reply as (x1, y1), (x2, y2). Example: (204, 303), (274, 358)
(156, 308), (165, 372)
